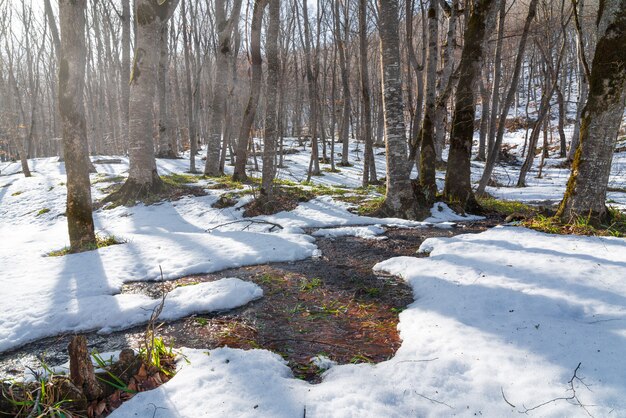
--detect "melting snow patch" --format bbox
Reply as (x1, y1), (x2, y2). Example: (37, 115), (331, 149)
(423, 202), (484, 223)
(312, 225), (386, 240)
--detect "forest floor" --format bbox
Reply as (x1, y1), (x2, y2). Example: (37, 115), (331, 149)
(1, 131), (626, 417)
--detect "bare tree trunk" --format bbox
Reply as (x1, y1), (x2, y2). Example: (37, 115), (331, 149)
(443, 0), (497, 211)
(378, 0), (425, 219)
(567, 0), (588, 163)
(59, 0), (96, 251)
(233, 0), (268, 181)
(434, 0), (459, 161)
(418, 0), (439, 200)
(477, 72), (490, 161)
(261, 0), (280, 198)
(360, 0), (375, 186)
(204, 0), (243, 176)
(120, 0), (131, 152)
(181, 0), (197, 171)
(518, 35), (567, 187)
(333, 0), (351, 167)
(558, 1), (626, 223)
(105, 0), (180, 204)
(157, 22), (176, 159)
(555, 84), (567, 158)
(302, 0), (321, 180)
(485, 0), (506, 161)
(476, 0), (538, 195)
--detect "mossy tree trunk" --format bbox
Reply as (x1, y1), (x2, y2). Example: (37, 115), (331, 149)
(59, 0), (96, 251)
(378, 0), (427, 219)
(558, 1), (626, 223)
(107, 0), (180, 204)
(443, 0), (497, 211)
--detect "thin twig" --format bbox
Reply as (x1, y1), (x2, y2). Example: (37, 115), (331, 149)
(501, 386), (516, 408)
(206, 219), (284, 232)
(518, 362), (594, 417)
(414, 391), (454, 409)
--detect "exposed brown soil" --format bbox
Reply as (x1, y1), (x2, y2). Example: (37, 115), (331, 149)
(0, 218), (500, 384)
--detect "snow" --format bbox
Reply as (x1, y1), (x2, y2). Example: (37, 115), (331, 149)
(3, 128), (626, 416)
(312, 225), (387, 240)
(0, 151), (449, 354)
(423, 201), (485, 223)
(310, 355), (337, 370)
(113, 226), (626, 417)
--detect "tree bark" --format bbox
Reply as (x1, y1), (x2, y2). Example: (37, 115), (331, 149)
(261, 0), (280, 198)
(59, 0), (97, 251)
(443, 0), (497, 210)
(334, 0), (351, 167)
(378, 0), (426, 219)
(419, 1), (439, 200)
(558, 1), (626, 223)
(233, 0), (267, 181)
(120, 0), (131, 153)
(68, 335), (102, 401)
(204, 0), (243, 176)
(106, 0), (180, 204)
(156, 22), (176, 159)
(360, 0), (375, 186)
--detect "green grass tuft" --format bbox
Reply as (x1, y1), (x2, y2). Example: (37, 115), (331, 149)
(47, 234), (125, 256)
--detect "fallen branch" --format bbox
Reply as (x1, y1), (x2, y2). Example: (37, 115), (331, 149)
(206, 219), (284, 232)
(518, 362), (594, 417)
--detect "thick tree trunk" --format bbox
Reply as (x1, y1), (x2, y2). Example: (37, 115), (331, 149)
(443, 0), (497, 211)
(59, 0), (96, 251)
(378, 0), (426, 219)
(106, 0), (180, 204)
(558, 2), (626, 223)
(261, 0), (280, 198)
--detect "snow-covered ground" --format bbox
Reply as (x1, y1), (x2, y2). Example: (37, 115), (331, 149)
(2, 131), (626, 416)
(112, 227), (626, 417)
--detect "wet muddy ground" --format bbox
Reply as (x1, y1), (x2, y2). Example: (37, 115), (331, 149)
(0, 218), (500, 383)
